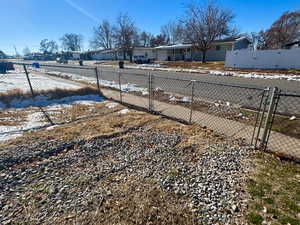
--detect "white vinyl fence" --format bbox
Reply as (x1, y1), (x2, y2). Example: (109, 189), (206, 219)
(225, 48), (300, 69)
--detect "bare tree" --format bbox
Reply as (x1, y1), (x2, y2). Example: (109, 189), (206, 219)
(0, 50), (6, 59)
(255, 30), (269, 50)
(140, 31), (151, 46)
(161, 21), (184, 44)
(90, 20), (114, 50)
(242, 32), (262, 50)
(40, 39), (58, 54)
(113, 13), (138, 62)
(181, 1), (235, 62)
(60, 33), (83, 51)
(150, 34), (168, 47)
(263, 11), (300, 49)
(23, 46), (31, 56)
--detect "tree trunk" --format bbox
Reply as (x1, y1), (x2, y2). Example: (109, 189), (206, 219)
(201, 50), (207, 63)
(123, 50), (126, 60)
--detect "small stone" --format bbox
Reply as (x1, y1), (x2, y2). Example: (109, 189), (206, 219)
(231, 204), (238, 212)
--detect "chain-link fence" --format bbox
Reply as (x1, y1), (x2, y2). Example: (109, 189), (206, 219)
(102, 70), (299, 162)
(1, 62), (299, 162)
(265, 92), (300, 161)
(0, 63), (106, 141)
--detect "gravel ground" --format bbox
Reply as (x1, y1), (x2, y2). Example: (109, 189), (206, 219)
(0, 125), (253, 224)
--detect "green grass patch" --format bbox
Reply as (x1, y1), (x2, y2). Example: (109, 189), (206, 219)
(247, 212), (263, 225)
(246, 152), (300, 225)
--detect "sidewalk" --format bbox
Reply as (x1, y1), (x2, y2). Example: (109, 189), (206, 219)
(102, 88), (300, 160)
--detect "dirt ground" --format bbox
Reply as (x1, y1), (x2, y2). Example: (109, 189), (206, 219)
(1, 101), (299, 225)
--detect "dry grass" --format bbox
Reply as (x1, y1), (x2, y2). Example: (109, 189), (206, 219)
(160, 61), (225, 70)
(160, 61), (300, 75)
(0, 107), (159, 150)
(59, 179), (197, 225)
(0, 87), (102, 108)
(0, 110), (28, 126)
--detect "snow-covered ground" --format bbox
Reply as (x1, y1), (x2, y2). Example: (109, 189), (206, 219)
(0, 95), (105, 142)
(1, 94), (103, 109)
(32, 68), (149, 94)
(208, 70), (300, 81)
(0, 69), (82, 93)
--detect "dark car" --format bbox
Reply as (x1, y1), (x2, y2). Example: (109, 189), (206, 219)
(133, 55), (150, 64)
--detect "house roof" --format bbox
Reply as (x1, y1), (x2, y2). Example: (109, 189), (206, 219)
(155, 43), (193, 50)
(155, 36), (250, 50)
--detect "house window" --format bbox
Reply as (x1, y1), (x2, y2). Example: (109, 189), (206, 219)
(145, 52), (148, 57)
(216, 45), (221, 51)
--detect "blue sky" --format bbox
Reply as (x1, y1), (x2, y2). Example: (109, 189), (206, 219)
(1, 0), (299, 55)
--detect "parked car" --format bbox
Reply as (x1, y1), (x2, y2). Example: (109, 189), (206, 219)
(0, 61), (14, 74)
(133, 55), (150, 64)
(56, 57), (68, 64)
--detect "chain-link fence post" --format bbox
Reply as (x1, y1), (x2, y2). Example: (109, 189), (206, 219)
(23, 64), (35, 97)
(189, 80), (195, 124)
(254, 87), (271, 148)
(260, 87), (278, 149)
(118, 70), (122, 103)
(94, 67), (102, 96)
(148, 71), (153, 112)
(251, 88), (268, 145)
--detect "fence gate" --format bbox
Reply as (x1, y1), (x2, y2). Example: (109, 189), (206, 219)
(251, 87), (282, 150)
(251, 87), (271, 148)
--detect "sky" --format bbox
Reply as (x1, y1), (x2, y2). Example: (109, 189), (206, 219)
(1, 0), (300, 55)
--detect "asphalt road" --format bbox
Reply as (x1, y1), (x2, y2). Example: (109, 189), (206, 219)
(14, 60), (300, 115)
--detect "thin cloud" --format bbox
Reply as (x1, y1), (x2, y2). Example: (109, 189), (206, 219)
(64, 0), (100, 23)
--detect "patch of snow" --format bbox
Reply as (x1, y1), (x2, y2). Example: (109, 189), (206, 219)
(0, 111), (47, 142)
(105, 102), (119, 109)
(155, 87), (164, 92)
(142, 91), (149, 96)
(46, 125), (59, 130)
(181, 96), (191, 103)
(33, 68), (151, 94)
(118, 108), (129, 115)
(0, 70), (81, 93)
(0, 95), (105, 141)
(169, 95), (178, 102)
(137, 64), (162, 68)
(1, 94), (103, 109)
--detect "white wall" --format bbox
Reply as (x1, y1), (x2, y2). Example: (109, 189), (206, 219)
(133, 49), (155, 59)
(225, 49), (300, 69)
(155, 49), (169, 61)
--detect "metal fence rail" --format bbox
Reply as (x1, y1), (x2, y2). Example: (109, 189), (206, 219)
(1, 63), (299, 162)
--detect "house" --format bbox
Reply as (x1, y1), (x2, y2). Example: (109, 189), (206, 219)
(88, 49), (118, 60)
(132, 47), (156, 60)
(87, 47), (155, 61)
(154, 37), (251, 61)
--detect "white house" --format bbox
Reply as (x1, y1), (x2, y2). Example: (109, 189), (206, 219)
(85, 37), (250, 62)
(88, 47), (155, 61)
(154, 37), (251, 61)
